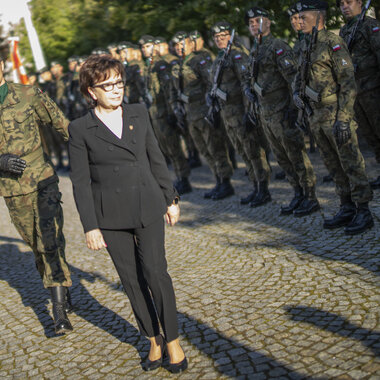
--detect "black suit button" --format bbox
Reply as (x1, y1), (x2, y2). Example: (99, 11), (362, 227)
(115, 188), (121, 193)
(108, 146), (114, 151)
(132, 138), (137, 144)
(113, 166), (119, 172)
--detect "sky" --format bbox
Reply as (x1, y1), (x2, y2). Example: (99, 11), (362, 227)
(0, 0), (29, 33)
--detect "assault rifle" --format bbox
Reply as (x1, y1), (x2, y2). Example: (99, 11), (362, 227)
(295, 12), (321, 131)
(346, 0), (372, 53)
(174, 38), (188, 131)
(205, 29), (235, 127)
(247, 17), (263, 128)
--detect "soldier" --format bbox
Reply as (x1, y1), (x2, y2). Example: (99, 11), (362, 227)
(118, 41), (148, 105)
(338, 0), (380, 189)
(139, 35), (192, 195)
(294, 0), (374, 234)
(107, 43), (121, 60)
(244, 7), (320, 217)
(0, 45), (73, 334)
(170, 31), (234, 199)
(208, 21), (271, 207)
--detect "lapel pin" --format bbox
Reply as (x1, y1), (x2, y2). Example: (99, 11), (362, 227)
(129, 125), (134, 130)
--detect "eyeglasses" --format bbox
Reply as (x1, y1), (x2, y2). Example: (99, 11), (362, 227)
(93, 80), (125, 92)
(213, 33), (230, 40)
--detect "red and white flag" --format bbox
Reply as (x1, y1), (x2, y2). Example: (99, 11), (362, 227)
(8, 37), (30, 85)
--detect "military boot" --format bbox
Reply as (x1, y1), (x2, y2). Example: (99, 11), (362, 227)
(344, 202), (374, 235)
(280, 186), (304, 215)
(250, 181), (271, 208)
(50, 286), (73, 334)
(204, 177), (221, 199)
(293, 187), (320, 217)
(323, 197), (356, 229)
(174, 177), (192, 195)
(212, 178), (234, 200)
(65, 288), (73, 314)
(240, 183), (257, 205)
(369, 175), (380, 190)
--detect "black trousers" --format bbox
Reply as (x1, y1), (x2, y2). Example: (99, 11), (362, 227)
(101, 218), (179, 342)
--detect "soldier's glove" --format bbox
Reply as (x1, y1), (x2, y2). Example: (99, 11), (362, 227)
(293, 92), (305, 110)
(333, 121), (351, 148)
(243, 87), (256, 104)
(205, 93), (213, 107)
(0, 154), (27, 175)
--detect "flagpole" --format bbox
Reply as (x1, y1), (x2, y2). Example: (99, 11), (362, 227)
(22, 0), (46, 71)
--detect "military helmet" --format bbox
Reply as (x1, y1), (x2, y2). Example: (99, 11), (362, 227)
(245, 7), (270, 25)
(294, 0), (329, 12)
(68, 55), (79, 63)
(211, 21), (232, 35)
(91, 47), (109, 56)
(189, 30), (202, 40)
(78, 56), (88, 64)
(171, 31), (188, 44)
(50, 60), (61, 67)
(287, 4), (299, 17)
(154, 36), (167, 45)
(107, 43), (118, 50)
(118, 41), (133, 51)
(138, 35), (155, 46)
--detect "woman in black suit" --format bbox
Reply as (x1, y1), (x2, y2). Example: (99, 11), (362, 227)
(68, 55), (187, 373)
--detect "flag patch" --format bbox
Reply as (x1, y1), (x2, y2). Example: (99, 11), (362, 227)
(373, 26), (380, 33)
(332, 44), (341, 52)
(160, 65), (166, 70)
(200, 60), (206, 65)
(234, 54), (242, 60)
(276, 49), (284, 55)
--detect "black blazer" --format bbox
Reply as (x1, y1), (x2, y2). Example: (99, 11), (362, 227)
(68, 103), (177, 232)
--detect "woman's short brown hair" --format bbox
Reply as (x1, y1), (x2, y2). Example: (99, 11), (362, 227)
(79, 54), (125, 108)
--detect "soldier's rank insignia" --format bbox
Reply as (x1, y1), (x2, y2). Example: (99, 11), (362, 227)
(332, 44), (341, 51)
(341, 59), (348, 66)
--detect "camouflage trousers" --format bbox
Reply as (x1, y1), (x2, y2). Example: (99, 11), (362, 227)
(221, 104), (270, 184)
(354, 88), (380, 164)
(150, 115), (190, 179)
(309, 106), (373, 203)
(4, 181), (72, 288)
(260, 108), (316, 190)
(188, 116), (233, 180)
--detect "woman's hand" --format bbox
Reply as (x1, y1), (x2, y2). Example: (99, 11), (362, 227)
(165, 204), (180, 226)
(85, 228), (107, 250)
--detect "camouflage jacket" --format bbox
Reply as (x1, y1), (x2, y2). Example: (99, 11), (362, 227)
(340, 15), (380, 94)
(292, 32), (305, 58)
(0, 83), (69, 197)
(210, 44), (250, 108)
(248, 34), (297, 114)
(125, 60), (145, 104)
(196, 47), (215, 61)
(170, 50), (212, 120)
(293, 29), (356, 123)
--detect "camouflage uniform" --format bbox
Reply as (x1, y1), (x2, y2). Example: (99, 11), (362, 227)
(0, 83), (72, 288)
(294, 29), (372, 204)
(210, 45), (270, 187)
(340, 15), (380, 170)
(125, 59), (146, 104)
(249, 34), (317, 195)
(145, 55), (190, 180)
(171, 50), (233, 181)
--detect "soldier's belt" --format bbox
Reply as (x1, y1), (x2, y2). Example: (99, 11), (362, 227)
(305, 86), (322, 103)
(179, 92), (189, 104)
(21, 146), (44, 164)
(215, 88), (227, 102)
(253, 82), (264, 97)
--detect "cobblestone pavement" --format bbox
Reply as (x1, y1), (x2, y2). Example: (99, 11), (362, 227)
(0, 144), (379, 380)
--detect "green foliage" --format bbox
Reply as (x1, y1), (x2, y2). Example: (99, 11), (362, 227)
(15, 0), (379, 68)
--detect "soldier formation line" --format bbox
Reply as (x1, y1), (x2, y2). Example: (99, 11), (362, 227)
(0, 0), (379, 373)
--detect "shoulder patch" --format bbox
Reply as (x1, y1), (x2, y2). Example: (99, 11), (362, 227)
(199, 60), (206, 65)
(372, 26), (380, 33)
(160, 65), (167, 70)
(234, 54), (242, 60)
(171, 60), (178, 65)
(276, 49), (284, 56)
(332, 44), (341, 52)
(206, 56), (211, 60)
